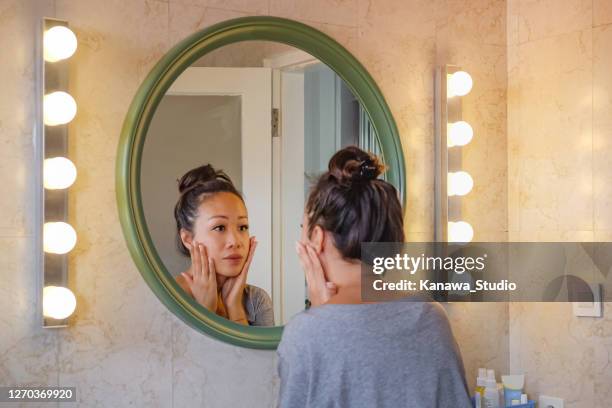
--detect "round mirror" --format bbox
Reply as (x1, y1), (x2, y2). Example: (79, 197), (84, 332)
(117, 16), (404, 349)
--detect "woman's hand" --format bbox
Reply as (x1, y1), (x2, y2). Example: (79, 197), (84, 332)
(221, 237), (257, 324)
(296, 241), (338, 307)
(181, 243), (218, 312)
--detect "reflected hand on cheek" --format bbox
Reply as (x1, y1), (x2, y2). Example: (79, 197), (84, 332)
(181, 242), (218, 312)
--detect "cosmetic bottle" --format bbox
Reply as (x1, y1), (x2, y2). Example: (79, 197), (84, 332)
(483, 370), (500, 408)
(474, 368), (486, 407)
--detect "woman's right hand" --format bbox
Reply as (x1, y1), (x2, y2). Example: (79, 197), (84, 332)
(296, 241), (338, 307)
(181, 242), (218, 312)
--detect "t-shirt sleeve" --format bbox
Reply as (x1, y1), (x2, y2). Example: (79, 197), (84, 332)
(428, 303), (473, 408)
(276, 317), (310, 408)
(247, 286), (275, 326)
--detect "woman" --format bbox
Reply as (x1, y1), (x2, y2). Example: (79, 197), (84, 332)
(277, 146), (471, 407)
(174, 164), (274, 326)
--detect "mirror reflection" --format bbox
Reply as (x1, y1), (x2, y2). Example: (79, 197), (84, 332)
(141, 41), (383, 326)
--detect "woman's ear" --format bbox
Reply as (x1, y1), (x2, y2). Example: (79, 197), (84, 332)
(310, 225), (326, 254)
(180, 229), (193, 250)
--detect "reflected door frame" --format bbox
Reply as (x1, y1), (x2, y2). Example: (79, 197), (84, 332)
(167, 67), (273, 299)
(264, 51), (318, 324)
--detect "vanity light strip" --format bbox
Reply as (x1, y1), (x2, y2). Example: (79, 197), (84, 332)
(434, 65), (474, 243)
(39, 18), (78, 328)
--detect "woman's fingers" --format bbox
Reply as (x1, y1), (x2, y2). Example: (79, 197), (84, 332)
(191, 242), (201, 282)
(207, 255), (216, 286)
(199, 243), (210, 281)
(305, 244), (324, 281)
(295, 242), (313, 281)
(181, 272), (194, 286)
(297, 242), (337, 306)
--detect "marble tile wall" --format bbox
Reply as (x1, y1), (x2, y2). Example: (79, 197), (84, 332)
(507, 1), (612, 407)
(0, 0), (508, 405)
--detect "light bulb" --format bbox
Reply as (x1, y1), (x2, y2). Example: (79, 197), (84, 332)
(44, 157), (77, 189)
(43, 286), (76, 319)
(44, 26), (77, 62)
(44, 91), (77, 126)
(448, 121), (473, 147)
(448, 171), (474, 196)
(43, 222), (77, 254)
(448, 71), (473, 97)
(448, 221), (474, 243)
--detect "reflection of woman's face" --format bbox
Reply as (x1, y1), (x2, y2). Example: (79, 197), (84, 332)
(189, 192), (250, 278)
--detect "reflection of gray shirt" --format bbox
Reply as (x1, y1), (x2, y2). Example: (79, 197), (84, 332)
(277, 300), (471, 408)
(244, 285), (274, 326)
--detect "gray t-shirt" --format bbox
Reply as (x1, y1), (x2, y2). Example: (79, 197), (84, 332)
(277, 299), (471, 408)
(244, 284), (274, 326)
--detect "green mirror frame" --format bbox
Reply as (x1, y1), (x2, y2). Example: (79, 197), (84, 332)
(116, 16), (405, 349)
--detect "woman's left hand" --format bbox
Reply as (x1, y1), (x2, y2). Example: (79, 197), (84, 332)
(221, 236), (257, 324)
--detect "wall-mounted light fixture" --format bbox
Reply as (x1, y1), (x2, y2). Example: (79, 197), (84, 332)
(435, 66), (474, 243)
(37, 18), (78, 327)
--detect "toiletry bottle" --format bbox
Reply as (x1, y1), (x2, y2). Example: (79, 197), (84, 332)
(483, 378), (500, 408)
(474, 368), (486, 408)
(483, 370), (500, 408)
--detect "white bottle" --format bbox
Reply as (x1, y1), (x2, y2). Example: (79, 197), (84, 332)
(483, 370), (500, 408)
(475, 368), (487, 408)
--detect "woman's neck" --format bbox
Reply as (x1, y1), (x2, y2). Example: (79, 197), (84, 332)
(324, 260), (364, 305)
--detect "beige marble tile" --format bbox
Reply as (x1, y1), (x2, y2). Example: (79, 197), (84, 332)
(593, 336), (612, 407)
(517, 0), (592, 44)
(514, 30), (593, 232)
(168, 0), (207, 5)
(589, 302), (612, 408)
(444, 302), (509, 392)
(594, 230), (612, 241)
(168, 4), (266, 46)
(437, 0), (507, 47)
(514, 230), (596, 242)
(0, 238), (61, 388)
(172, 319), (279, 408)
(593, 25), (612, 231)
(270, 0), (358, 28)
(403, 128), (435, 235)
(57, 316), (173, 407)
(405, 231), (434, 242)
(507, 0), (520, 46)
(170, 0), (268, 14)
(593, 0), (612, 27)
(305, 21), (359, 56)
(208, 0), (268, 14)
(509, 302), (596, 407)
(507, 43), (521, 234)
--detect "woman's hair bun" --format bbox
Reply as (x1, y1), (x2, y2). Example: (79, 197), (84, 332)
(328, 145), (384, 185)
(177, 164), (232, 194)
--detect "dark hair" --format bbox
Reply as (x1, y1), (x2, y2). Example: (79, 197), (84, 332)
(305, 145), (404, 260)
(174, 164), (243, 256)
